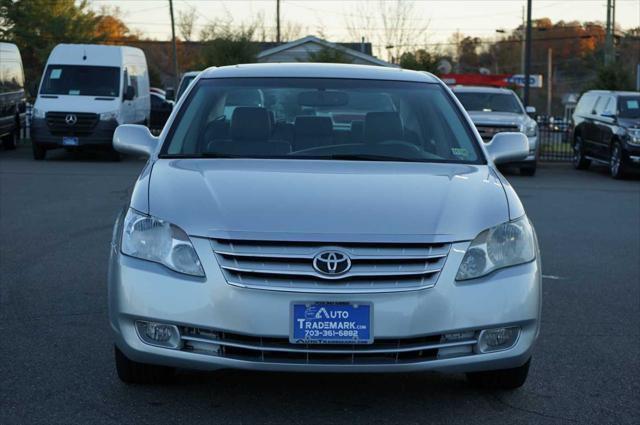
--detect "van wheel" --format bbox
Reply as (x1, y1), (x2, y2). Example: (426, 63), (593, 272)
(609, 141), (626, 179)
(114, 345), (175, 384)
(572, 137), (590, 170)
(466, 358), (531, 390)
(2, 130), (18, 150)
(32, 142), (46, 160)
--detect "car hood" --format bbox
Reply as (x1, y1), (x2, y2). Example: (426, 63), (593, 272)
(618, 117), (640, 129)
(467, 111), (526, 127)
(146, 159), (511, 243)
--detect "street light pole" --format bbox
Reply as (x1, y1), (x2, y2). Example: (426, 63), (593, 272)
(169, 0), (179, 91)
(523, 0), (532, 107)
(276, 0), (281, 43)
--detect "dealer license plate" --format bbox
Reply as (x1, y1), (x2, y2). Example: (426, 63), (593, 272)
(62, 137), (79, 146)
(291, 302), (372, 344)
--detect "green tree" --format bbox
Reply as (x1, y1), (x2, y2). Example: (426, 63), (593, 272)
(0, 0), (103, 96)
(197, 20), (258, 67)
(304, 47), (353, 64)
(399, 49), (438, 73)
(587, 61), (634, 91)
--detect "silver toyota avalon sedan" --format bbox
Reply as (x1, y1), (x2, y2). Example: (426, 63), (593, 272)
(109, 63), (541, 389)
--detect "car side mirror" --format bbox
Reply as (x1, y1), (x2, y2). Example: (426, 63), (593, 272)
(113, 124), (158, 158)
(123, 85), (135, 101)
(165, 87), (175, 101)
(486, 132), (529, 165)
(525, 106), (536, 115)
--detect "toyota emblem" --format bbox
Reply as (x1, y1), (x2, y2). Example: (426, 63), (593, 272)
(313, 250), (351, 277)
(65, 114), (78, 126)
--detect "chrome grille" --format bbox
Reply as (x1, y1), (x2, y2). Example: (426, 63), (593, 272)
(211, 239), (451, 293)
(45, 111), (99, 136)
(475, 124), (520, 142)
(179, 326), (477, 365)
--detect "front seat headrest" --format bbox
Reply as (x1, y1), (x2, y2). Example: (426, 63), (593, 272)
(364, 112), (403, 144)
(230, 107), (271, 142)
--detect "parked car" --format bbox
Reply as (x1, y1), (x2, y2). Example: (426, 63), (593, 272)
(452, 86), (539, 176)
(149, 91), (173, 131)
(110, 63), (540, 389)
(0, 42), (27, 150)
(168, 70), (200, 102)
(31, 43), (150, 160)
(572, 90), (640, 179)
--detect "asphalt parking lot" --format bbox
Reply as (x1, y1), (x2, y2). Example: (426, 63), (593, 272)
(1, 146), (638, 425)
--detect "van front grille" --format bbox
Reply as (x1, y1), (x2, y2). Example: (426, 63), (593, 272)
(45, 111), (99, 136)
(211, 239), (451, 293)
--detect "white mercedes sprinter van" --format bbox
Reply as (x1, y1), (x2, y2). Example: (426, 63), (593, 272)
(31, 44), (150, 160)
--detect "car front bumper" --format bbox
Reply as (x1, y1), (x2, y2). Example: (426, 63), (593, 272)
(109, 237), (542, 373)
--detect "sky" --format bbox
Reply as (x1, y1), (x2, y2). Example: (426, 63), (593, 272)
(90, 0), (640, 49)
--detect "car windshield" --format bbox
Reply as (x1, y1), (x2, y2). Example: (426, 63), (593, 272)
(40, 65), (120, 97)
(161, 78), (483, 164)
(177, 75), (197, 99)
(618, 96), (640, 119)
(455, 92), (523, 114)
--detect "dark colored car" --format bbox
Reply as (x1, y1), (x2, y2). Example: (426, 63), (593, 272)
(0, 42), (27, 150)
(149, 91), (173, 131)
(572, 90), (640, 179)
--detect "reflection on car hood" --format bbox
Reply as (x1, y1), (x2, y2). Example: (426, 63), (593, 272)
(466, 111), (526, 126)
(618, 118), (640, 129)
(148, 159), (510, 243)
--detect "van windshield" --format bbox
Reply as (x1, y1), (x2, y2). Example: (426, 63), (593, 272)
(161, 78), (484, 164)
(40, 65), (120, 97)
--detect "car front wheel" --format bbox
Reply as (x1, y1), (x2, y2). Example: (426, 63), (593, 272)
(466, 358), (531, 390)
(32, 142), (46, 160)
(572, 137), (590, 170)
(609, 141), (626, 179)
(1, 129), (18, 150)
(114, 345), (175, 384)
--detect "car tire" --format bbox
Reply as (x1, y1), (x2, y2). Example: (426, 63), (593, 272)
(572, 137), (590, 170)
(520, 163), (537, 176)
(2, 130), (18, 150)
(466, 358), (531, 390)
(32, 142), (46, 160)
(114, 345), (175, 384)
(609, 141), (626, 179)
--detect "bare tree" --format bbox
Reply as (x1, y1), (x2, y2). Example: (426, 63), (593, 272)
(254, 11), (303, 42)
(345, 0), (429, 62)
(177, 5), (198, 42)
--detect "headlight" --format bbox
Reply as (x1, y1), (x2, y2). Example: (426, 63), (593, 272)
(522, 121), (537, 137)
(121, 209), (205, 277)
(456, 216), (536, 281)
(100, 110), (119, 121)
(32, 107), (45, 119)
(624, 128), (640, 145)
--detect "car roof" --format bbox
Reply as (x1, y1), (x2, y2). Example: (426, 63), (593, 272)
(182, 71), (201, 78)
(451, 85), (515, 94)
(200, 63), (440, 83)
(583, 90), (640, 97)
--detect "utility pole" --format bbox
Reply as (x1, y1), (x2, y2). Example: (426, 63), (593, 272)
(547, 48), (552, 117)
(605, 0), (616, 65)
(276, 0), (281, 43)
(523, 0), (532, 108)
(169, 0), (179, 91)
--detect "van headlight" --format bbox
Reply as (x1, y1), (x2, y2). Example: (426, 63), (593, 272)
(624, 128), (640, 145)
(32, 107), (45, 119)
(121, 209), (205, 277)
(100, 110), (119, 121)
(456, 216), (536, 281)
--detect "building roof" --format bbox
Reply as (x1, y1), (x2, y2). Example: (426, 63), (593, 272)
(200, 63), (438, 82)
(256, 35), (394, 68)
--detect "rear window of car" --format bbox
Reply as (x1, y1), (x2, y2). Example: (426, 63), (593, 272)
(160, 78), (485, 165)
(454, 91), (523, 114)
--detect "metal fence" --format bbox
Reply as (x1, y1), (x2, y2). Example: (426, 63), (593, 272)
(537, 117), (573, 162)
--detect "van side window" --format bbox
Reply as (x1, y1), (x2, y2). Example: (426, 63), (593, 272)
(0, 60), (25, 93)
(601, 97), (616, 116)
(576, 94), (595, 115)
(594, 96), (611, 116)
